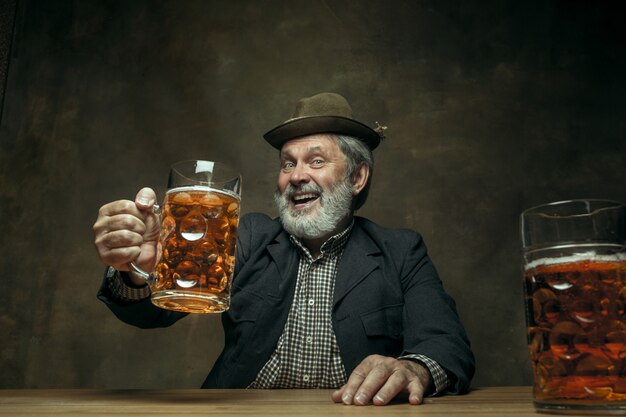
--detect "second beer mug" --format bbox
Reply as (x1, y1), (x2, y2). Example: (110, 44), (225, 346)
(131, 160), (241, 314)
(521, 199), (626, 414)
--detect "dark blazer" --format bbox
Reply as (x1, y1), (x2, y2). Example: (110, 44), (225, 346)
(99, 213), (475, 393)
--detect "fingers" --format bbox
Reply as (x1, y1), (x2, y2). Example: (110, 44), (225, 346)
(400, 360), (431, 405)
(354, 358), (405, 406)
(332, 355), (429, 406)
(93, 188), (159, 270)
(99, 212), (149, 236)
(406, 378), (426, 405)
(93, 215), (145, 269)
(331, 364), (368, 405)
(94, 201), (148, 241)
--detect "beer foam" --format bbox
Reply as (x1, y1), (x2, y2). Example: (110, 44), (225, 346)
(525, 251), (626, 270)
(166, 185), (241, 200)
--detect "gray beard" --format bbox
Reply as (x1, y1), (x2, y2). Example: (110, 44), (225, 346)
(273, 176), (354, 240)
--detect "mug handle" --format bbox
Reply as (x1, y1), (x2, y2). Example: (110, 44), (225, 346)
(128, 262), (154, 283)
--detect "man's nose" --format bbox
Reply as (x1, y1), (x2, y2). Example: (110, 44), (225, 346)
(289, 163), (310, 185)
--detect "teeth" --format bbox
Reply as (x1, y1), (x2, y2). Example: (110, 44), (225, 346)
(293, 193), (319, 203)
(296, 193), (317, 200)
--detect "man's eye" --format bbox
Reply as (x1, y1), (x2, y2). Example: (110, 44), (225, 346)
(312, 159), (324, 166)
(282, 162), (295, 170)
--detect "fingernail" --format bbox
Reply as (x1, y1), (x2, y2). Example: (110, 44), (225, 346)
(374, 394), (385, 403)
(342, 392), (353, 404)
(137, 196), (150, 205)
(355, 393), (367, 404)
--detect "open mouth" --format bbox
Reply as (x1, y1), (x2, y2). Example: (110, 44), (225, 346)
(291, 192), (320, 209)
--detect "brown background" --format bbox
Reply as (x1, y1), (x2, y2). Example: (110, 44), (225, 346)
(0, 0), (625, 389)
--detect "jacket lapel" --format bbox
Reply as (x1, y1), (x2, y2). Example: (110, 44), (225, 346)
(333, 221), (381, 307)
(266, 230), (299, 297)
(263, 219), (382, 306)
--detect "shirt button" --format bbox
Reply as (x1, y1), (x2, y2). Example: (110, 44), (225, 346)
(308, 299), (315, 306)
(306, 336), (313, 344)
(303, 374), (310, 382)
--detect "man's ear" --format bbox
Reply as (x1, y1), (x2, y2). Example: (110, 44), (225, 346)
(351, 163), (369, 196)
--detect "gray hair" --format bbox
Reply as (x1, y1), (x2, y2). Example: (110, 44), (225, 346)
(334, 135), (374, 211)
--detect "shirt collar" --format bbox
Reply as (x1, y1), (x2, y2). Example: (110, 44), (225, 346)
(289, 219), (354, 262)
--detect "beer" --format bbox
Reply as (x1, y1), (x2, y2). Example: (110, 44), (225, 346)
(151, 186), (240, 313)
(525, 254), (626, 403)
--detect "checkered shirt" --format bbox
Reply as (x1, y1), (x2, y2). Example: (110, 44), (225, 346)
(248, 224), (353, 388)
(398, 353), (449, 394)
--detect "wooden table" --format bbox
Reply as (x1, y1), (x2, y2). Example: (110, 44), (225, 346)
(0, 387), (541, 416)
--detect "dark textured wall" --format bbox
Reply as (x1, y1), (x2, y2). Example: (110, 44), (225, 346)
(1, 0), (625, 389)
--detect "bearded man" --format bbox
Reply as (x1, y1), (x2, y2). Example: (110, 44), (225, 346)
(93, 92), (475, 406)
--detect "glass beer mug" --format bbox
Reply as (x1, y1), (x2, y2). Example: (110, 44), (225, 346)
(130, 160), (241, 314)
(521, 199), (626, 414)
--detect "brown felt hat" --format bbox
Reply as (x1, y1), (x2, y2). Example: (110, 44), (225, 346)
(263, 92), (383, 150)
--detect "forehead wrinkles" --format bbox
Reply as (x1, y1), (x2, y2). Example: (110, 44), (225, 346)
(280, 144), (325, 160)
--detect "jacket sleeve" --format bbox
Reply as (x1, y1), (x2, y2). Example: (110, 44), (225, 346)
(97, 267), (188, 328)
(397, 231), (475, 394)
